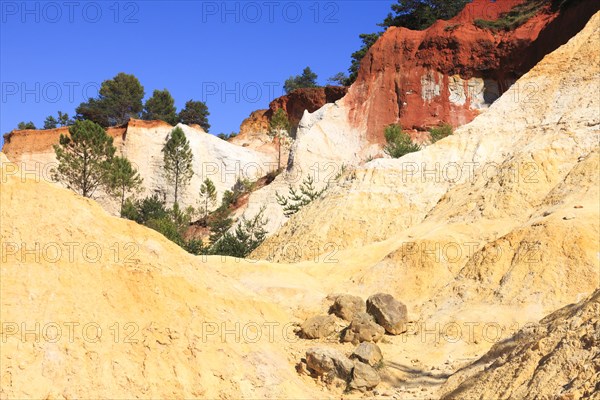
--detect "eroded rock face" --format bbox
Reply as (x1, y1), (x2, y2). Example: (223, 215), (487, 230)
(237, 86), (348, 141)
(346, 0), (600, 142)
(441, 290), (600, 399)
(1, 119), (276, 215)
(367, 294), (408, 335)
(269, 86), (348, 132)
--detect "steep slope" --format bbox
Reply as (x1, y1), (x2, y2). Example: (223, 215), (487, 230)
(0, 156), (321, 399)
(2, 119), (276, 214)
(348, 0), (600, 140)
(440, 289), (600, 399)
(253, 11), (600, 312)
(240, 0), (599, 234)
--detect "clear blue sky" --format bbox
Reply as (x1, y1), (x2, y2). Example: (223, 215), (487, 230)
(0, 1), (393, 145)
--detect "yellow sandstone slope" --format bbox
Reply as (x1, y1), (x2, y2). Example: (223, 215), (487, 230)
(0, 158), (323, 398)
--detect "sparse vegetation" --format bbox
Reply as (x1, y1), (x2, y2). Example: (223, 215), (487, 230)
(107, 156), (143, 215)
(44, 112), (74, 129)
(178, 100), (210, 131)
(429, 123), (453, 143)
(76, 72), (145, 126)
(269, 108), (293, 170)
(383, 124), (421, 158)
(474, 0), (545, 31)
(276, 175), (326, 217)
(216, 132), (238, 140)
(284, 67), (319, 93)
(211, 207), (269, 258)
(198, 178), (217, 226)
(17, 121), (36, 130)
(444, 23), (461, 32)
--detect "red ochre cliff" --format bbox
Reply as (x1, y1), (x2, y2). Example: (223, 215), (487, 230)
(344, 0), (600, 143)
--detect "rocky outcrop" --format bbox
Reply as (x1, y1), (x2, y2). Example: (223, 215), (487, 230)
(1, 119), (277, 215)
(268, 86), (348, 132)
(441, 289), (600, 399)
(347, 0), (600, 141)
(349, 362), (381, 391)
(305, 347), (354, 382)
(341, 312), (385, 344)
(237, 86), (348, 139)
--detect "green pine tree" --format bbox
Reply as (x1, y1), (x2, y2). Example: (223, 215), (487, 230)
(44, 116), (58, 129)
(199, 178), (217, 226)
(162, 126), (194, 205)
(143, 89), (178, 125)
(52, 120), (116, 198)
(178, 100), (210, 131)
(275, 175), (325, 217)
(107, 156), (143, 215)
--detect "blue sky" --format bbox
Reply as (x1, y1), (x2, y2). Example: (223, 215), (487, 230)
(0, 1), (393, 145)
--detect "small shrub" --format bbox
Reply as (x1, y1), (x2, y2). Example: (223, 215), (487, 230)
(210, 207), (269, 258)
(474, 0), (545, 31)
(429, 124), (453, 143)
(444, 23), (461, 32)
(383, 124), (421, 158)
(276, 175), (325, 217)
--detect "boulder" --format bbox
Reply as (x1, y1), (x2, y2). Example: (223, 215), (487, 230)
(305, 347), (354, 381)
(342, 312), (385, 344)
(349, 362), (381, 391)
(329, 294), (365, 321)
(300, 315), (338, 339)
(351, 342), (383, 367)
(366, 293), (408, 335)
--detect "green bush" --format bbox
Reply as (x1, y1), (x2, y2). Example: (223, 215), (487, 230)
(276, 175), (325, 217)
(210, 207), (268, 258)
(429, 124), (453, 143)
(474, 0), (545, 31)
(383, 124), (421, 158)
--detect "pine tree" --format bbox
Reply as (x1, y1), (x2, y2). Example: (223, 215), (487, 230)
(211, 207), (269, 257)
(284, 67), (319, 93)
(268, 108), (293, 170)
(76, 72), (145, 126)
(52, 120), (116, 198)
(17, 121), (36, 130)
(107, 156), (143, 215)
(162, 126), (194, 205)
(57, 111), (74, 127)
(275, 175), (325, 217)
(178, 100), (210, 131)
(44, 116), (58, 129)
(142, 89), (178, 125)
(199, 178), (217, 226)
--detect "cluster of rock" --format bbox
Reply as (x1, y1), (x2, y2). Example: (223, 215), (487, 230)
(298, 293), (408, 392)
